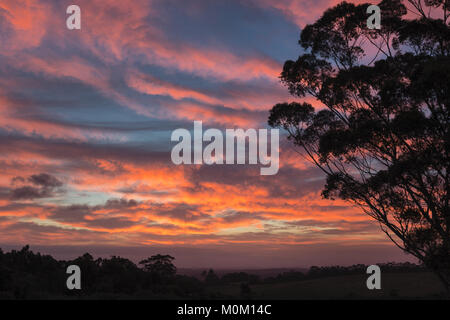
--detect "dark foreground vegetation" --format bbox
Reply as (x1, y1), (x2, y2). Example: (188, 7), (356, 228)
(0, 246), (447, 299)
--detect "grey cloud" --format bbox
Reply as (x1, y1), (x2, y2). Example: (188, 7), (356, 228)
(103, 198), (139, 209)
(28, 173), (63, 188)
(9, 173), (64, 200)
(51, 204), (91, 223)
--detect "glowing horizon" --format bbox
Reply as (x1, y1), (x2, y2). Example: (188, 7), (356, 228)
(0, 0), (414, 268)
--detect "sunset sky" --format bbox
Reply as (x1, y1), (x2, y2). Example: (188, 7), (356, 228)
(0, 0), (413, 268)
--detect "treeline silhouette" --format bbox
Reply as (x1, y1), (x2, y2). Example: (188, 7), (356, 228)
(0, 246), (426, 299)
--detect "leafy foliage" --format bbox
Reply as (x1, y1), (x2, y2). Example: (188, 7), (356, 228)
(139, 254), (177, 283)
(269, 0), (450, 290)
(0, 246), (202, 299)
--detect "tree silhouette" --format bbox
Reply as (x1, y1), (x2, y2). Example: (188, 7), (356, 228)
(269, 0), (449, 291)
(69, 253), (100, 293)
(139, 254), (176, 281)
(203, 269), (220, 285)
(96, 256), (141, 294)
(0, 246), (441, 298)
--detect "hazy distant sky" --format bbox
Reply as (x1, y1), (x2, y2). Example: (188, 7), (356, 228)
(0, 0), (415, 267)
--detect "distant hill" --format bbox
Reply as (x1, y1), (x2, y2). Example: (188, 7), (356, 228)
(178, 268), (309, 279)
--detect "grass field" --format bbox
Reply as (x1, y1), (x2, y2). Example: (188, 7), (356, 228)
(208, 272), (448, 299)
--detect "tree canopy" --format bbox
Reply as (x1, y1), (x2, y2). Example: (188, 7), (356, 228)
(139, 254), (177, 280)
(269, 0), (450, 290)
